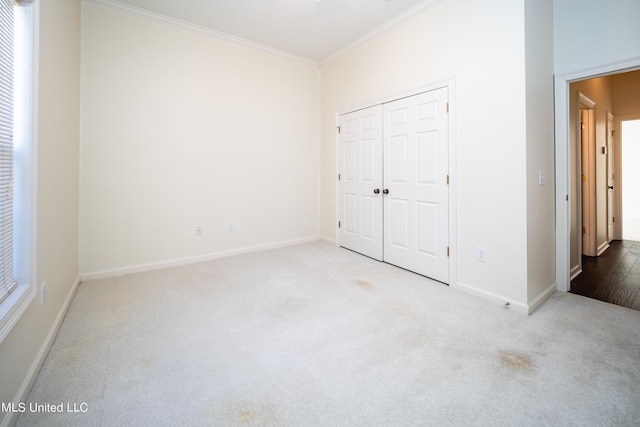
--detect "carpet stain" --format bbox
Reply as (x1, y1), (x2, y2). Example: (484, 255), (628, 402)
(499, 350), (535, 371)
(403, 328), (428, 348)
(355, 279), (373, 290)
(388, 300), (418, 318)
(238, 409), (255, 423)
(228, 402), (278, 425)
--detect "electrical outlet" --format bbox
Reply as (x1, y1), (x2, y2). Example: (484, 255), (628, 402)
(195, 226), (203, 236)
(40, 281), (46, 305)
(227, 222), (236, 232)
(476, 247), (487, 263)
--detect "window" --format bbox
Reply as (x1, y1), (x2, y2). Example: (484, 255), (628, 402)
(0, 0), (16, 304)
(0, 0), (35, 343)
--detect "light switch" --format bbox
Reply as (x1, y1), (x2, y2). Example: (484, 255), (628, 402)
(476, 247), (487, 263)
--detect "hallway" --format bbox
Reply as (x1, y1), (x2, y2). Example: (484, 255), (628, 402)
(571, 240), (640, 310)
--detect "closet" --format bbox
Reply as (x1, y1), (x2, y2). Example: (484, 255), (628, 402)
(338, 87), (449, 283)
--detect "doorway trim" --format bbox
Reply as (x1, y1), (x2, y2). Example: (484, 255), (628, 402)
(555, 56), (640, 292)
(335, 77), (457, 288)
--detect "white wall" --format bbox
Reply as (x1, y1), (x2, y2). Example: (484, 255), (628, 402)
(553, 0), (640, 291)
(0, 0), (81, 424)
(554, 0), (640, 76)
(524, 0), (556, 303)
(321, 0), (531, 307)
(80, 2), (321, 275)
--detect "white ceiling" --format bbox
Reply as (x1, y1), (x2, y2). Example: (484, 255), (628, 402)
(110, 0), (433, 63)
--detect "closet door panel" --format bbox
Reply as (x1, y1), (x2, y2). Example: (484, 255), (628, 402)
(383, 88), (449, 283)
(339, 105), (384, 260)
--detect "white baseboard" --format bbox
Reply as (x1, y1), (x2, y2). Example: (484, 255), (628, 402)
(81, 236), (321, 281)
(454, 280), (557, 315)
(2, 276), (80, 427)
(319, 236), (336, 245)
(454, 281), (528, 314)
(527, 283), (557, 314)
(570, 264), (582, 280)
(597, 241), (610, 256)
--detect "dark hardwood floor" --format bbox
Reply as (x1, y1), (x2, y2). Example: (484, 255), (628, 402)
(571, 240), (640, 310)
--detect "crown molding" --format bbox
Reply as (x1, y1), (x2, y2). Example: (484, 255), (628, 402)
(87, 0), (319, 66)
(320, 0), (444, 65)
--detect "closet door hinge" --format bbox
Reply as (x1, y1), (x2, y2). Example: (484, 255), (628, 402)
(446, 102), (449, 113)
(446, 175), (449, 185)
(447, 246), (450, 257)
(337, 125), (341, 134)
(338, 173), (341, 181)
(338, 221), (341, 229)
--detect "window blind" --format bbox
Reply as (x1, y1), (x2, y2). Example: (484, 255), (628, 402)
(0, 0), (15, 304)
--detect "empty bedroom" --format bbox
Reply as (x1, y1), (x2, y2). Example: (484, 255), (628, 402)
(1, 0), (639, 426)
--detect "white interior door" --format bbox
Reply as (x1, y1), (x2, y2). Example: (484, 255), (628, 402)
(339, 105), (384, 260)
(607, 113), (615, 242)
(383, 88), (449, 283)
(580, 108), (596, 256)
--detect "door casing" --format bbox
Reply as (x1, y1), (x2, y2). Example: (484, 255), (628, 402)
(606, 112), (615, 243)
(554, 58), (640, 293)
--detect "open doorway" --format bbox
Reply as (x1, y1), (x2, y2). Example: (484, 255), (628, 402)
(621, 119), (640, 241)
(565, 70), (640, 310)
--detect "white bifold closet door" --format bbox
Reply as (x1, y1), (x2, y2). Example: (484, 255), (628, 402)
(383, 88), (449, 282)
(340, 105), (384, 261)
(339, 87), (449, 283)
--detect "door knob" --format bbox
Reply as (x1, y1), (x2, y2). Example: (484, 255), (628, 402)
(383, 189), (389, 194)
(373, 188), (380, 194)
(608, 186), (614, 190)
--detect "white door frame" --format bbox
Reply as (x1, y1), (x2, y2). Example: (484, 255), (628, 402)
(554, 57), (640, 292)
(606, 112), (615, 243)
(336, 78), (457, 286)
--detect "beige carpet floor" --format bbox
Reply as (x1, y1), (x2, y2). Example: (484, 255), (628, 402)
(17, 242), (640, 426)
